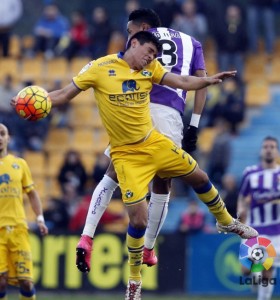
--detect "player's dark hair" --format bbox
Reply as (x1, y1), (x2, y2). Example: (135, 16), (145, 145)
(128, 8), (161, 28)
(126, 31), (162, 53)
(263, 136), (279, 149)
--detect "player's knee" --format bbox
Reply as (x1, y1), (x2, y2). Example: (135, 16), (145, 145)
(130, 216), (147, 229)
(105, 164), (118, 182)
(19, 279), (34, 292)
(0, 274), (8, 292)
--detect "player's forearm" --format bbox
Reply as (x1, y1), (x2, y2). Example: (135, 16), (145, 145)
(48, 82), (81, 107)
(48, 89), (72, 107)
(181, 75), (212, 91)
(28, 189), (44, 218)
(193, 87), (207, 115)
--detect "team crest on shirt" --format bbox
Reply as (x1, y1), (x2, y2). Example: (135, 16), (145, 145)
(78, 62), (93, 75)
(125, 190), (134, 198)
(141, 70), (152, 77)
(12, 163), (20, 169)
(0, 174), (11, 184)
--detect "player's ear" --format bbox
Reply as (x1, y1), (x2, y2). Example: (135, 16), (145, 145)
(131, 38), (138, 48)
(142, 23), (150, 31)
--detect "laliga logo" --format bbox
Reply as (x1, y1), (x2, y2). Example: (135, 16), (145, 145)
(239, 236), (276, 272)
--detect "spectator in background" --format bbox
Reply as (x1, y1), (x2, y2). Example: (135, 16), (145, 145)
(63, 10), (90, 61)
(220, 174), (238, 219)
(208, 77), (245, 135)
(207, 119), (232, 188)
(247, 0), (276, 55)
(58, 150), (88, 195)
(43, 195), (70, 232)
(171, 0), (208, 46)
(152, 0), (180, 27)
(179, 200), (206, 234)
(92, 153), (110, 188)
(33, 3), (69, 59)
(0, 0), (22, 57)
(213, 4), (247, 80)
(89, 6), (112, 59)
(120, 0), (140, 35)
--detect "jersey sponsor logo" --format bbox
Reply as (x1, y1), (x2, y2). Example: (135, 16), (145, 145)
(122, 80), (140, 93)
(0, 173), (11, 185)
(108, 92), (148, 105)
(97, 59), (117, 67)
(12, 163), (20, 169)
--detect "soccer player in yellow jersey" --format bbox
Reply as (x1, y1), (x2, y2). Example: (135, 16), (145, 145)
(0, 124), (48, 300)
(12, 31), (257, 300)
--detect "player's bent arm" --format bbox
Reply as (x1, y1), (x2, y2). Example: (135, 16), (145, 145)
(48, 82), (81, 107)
(27, 189), (49, 235)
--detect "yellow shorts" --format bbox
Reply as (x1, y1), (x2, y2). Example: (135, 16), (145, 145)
(111, 130), (197, 205)
(0, 226), (33, 286)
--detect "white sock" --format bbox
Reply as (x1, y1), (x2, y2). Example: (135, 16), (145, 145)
(82, 175), (118, 237)
(144, 192), (169, 249)
(257, 269), (276, 300)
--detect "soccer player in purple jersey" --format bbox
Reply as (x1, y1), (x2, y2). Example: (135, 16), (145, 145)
(238, 136), (280, 300)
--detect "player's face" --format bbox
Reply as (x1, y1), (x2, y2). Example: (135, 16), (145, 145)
(131, 39), (158, 69)
(127, 21), (143, 40)
(0, 124), (9, 152)
(261, 140), (279, 164)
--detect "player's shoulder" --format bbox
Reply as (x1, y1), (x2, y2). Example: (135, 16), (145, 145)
(6, 154), (26, 167)
(242, 164), (262, 176)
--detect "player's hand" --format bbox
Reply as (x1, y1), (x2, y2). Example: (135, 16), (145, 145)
(182, 125), (198, 152)
(208, 71), (237, 85)
(37, 221), (49, 236)
(11, 97), (17, 108)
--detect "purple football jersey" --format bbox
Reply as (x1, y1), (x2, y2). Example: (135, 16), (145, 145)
(239, 165), (280, 235)
(149, 27), (206, 115)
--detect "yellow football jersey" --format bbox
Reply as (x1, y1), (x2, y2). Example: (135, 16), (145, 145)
(0, 154), (34, 228)
(73, 53), (167, 147)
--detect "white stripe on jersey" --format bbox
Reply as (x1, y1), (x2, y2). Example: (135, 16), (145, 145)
(264, 169), (274, 189)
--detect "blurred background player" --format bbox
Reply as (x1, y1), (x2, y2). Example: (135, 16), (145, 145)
(0, 123), (48, 300)
(237, 136), (280, 300)
(76, 7), (209, 270)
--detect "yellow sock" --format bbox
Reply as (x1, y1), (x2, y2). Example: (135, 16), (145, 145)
(195, 181), (232, 225)
(0, 296), (7, 300)
(127, 225), (145, 282)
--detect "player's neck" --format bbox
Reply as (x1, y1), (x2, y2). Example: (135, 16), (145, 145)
(262, 161), (277, 169)
(123, 52), (138, 70)
(0, 149), (8, 158)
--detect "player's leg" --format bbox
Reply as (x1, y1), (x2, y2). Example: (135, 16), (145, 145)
(10, 227), (36, 299)
(112, 144), (156, 299)
(257, 268), (276, 300)
(0, 228), (8, 300)
(76, 161), (119, 273)
(155, 132), (258, 239)
(181, 166), (258, 238)
(143, 176), (171, 266)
